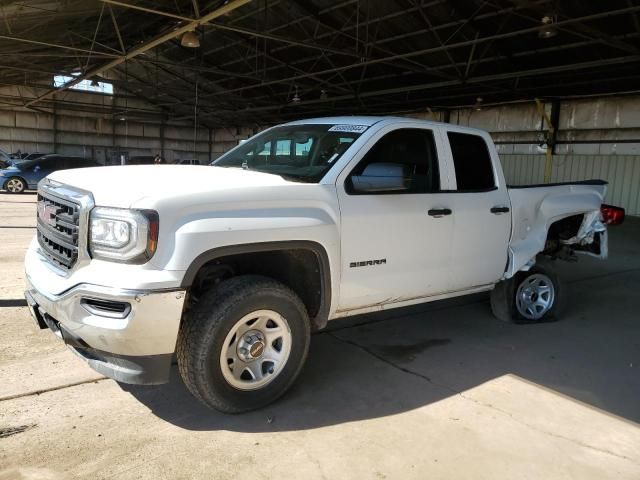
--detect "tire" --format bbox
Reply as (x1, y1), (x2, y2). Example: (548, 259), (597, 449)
(490, 260), (563, 324)
(177, 275), (311, 413)
(4, 177), (26, 194)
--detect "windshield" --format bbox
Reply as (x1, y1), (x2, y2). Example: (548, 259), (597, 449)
(213, 124), (366, 182)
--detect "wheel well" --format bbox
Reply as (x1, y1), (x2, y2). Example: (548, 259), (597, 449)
(3, 176), (26, 188)
(542, 214), (584, 256)
(186, 246), (330, 330)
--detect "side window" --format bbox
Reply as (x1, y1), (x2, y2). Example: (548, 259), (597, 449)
(348, 128), (439, 194)
(447, 132), (495, 191)
(274, 139), (291, 156)
(65, 158), (85, 169)
(295, 138), (312, 158)
(256, 142), (271, 156)
(36, 157), (57, 170)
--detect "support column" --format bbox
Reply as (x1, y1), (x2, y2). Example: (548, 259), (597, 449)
(208, 127), (212, 162)
(549, 101), (560, 154)
(160, 118), (165, 160)
(52, 96), (58, 152)
(535, 98), (558, 184)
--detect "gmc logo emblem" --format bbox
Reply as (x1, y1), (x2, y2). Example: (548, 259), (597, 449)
(37, 202), (59, 228)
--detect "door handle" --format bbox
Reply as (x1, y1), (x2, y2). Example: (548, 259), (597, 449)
(490, 206), (510, 214)
(428, 208), (452, 217)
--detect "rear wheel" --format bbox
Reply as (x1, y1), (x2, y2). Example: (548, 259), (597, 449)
(5, 177), (25, 194)
(514, 272), (555, 321)
(177, 275), (310, 413)
(490, 261), (562, 323)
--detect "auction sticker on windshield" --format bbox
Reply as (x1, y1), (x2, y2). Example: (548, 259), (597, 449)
(328, 125), (369, 133)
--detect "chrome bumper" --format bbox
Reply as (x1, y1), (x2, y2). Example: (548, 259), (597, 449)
(24, 276), (186, 384)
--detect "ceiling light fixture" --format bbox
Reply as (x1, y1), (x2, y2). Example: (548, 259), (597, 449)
(181, 30), (200, 48)
(539, 15), (558, 39)
(291, 85), (301, 103)
(320, 89), (328, 100)
(474, 97), (484, 111)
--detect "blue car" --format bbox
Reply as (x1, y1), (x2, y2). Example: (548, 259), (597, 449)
(0, 154), (100, 193)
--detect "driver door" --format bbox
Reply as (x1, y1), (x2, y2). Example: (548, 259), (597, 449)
(336, 125), (454, 312)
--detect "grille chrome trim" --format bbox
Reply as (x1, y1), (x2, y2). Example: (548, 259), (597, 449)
(36, 179), (94, 275)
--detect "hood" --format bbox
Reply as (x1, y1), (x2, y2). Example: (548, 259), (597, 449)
(0, 165), (20, 174)
(48, 165), (291, 208)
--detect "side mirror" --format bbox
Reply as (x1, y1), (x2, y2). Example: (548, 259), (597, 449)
(350, 162), (410, 193)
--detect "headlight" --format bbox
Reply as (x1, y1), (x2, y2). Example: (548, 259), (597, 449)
(89, 207), (159, 263)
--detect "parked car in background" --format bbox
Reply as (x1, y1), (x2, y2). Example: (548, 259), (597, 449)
(128, 156), (156, 165)
(1, 152), (48, 169)
(0, 154), (100, 193)
(22, 152), (46, 161)
(173, 158), (204, 165)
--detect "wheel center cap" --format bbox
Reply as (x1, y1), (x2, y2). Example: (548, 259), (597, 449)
(237, 330), (266, 361)
(249, 341), (265, 358)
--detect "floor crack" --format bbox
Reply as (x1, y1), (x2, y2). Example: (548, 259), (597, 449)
(0, 377), (108, 402)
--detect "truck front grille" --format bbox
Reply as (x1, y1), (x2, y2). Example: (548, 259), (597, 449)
(36, 191), (81, 269)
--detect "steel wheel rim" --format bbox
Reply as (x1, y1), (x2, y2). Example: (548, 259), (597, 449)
(219, 309), (292, 391)
(515, 273), (555, 320)
(7, 179), (23, 193)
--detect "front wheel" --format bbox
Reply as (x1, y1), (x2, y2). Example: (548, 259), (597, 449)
(490, 261), (563, 323)
(4, 177), (26, 194)
(177, 275), (311, 413)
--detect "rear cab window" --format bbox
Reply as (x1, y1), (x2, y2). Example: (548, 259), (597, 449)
(446, 131), (496, 191)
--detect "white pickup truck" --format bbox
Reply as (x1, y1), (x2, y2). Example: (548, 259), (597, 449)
(24, 116), (622, 413)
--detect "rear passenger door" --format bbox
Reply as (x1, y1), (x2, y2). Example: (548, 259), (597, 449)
(440, 129), (512, 290)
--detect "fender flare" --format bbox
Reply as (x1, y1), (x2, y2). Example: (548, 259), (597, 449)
(180, 240), (332, 329)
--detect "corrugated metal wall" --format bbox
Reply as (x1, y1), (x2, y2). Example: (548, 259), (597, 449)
(500, 154), (640, 215)
(0, 108), (256, 163)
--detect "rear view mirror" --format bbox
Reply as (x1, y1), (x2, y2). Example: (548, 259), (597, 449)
(293, 134), (312, 144)
(350, 162), (410, 193)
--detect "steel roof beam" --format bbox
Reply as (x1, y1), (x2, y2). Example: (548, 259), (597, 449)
(207, 0), (548, 87)
(214, 55), (640, 115)
(101, 0), (361, 58)
(23, 0), (252, 108)
(198, 4), (640, 100)
(0, 34), (119, 58)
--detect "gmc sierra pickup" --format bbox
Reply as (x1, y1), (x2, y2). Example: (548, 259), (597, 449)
(24, 116), (622, 413)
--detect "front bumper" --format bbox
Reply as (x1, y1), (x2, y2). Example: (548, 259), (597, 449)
(24, 276), (186, 385)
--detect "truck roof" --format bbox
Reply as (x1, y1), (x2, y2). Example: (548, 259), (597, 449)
(283, 115), (486, 135)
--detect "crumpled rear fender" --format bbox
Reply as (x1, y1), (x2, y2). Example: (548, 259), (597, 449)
(507, 184), (606, 277)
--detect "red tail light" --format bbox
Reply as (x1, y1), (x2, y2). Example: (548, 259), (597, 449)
(601, 204), (625, 225)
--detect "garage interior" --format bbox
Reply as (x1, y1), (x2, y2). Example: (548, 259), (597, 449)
(1, 1), (639, 478)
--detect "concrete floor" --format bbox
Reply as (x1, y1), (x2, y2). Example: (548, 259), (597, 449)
(1, 192), (639, 480)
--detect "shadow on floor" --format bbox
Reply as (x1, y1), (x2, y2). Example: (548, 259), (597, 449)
(121, 218), (640, 431)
